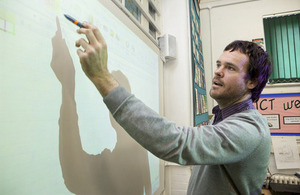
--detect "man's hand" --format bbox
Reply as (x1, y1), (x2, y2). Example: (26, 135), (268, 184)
(76, 22), (119, 97)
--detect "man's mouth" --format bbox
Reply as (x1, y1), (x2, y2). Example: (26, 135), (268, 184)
(212, 79), (223, 87)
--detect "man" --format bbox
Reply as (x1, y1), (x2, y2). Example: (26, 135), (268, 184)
(75, 22), (272, 194)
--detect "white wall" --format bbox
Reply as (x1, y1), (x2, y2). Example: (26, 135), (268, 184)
(161, 0), (300, 194)
(161, 0), (193, 127)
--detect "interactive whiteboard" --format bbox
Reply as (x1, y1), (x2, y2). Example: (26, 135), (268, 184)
(0, 0), (163, 194)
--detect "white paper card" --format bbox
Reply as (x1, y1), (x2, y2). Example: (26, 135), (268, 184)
(272, 136), (300, 169)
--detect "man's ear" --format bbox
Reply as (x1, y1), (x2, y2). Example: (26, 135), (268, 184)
(247, 79), (258, 90)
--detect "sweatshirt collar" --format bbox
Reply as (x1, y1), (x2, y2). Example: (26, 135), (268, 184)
(212, 99), (255, 124)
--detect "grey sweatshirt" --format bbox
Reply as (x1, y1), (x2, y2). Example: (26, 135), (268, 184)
(104, 86), (271, 195)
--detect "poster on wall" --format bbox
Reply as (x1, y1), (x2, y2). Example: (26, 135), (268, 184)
(189, 0), (209, 126)
(252, 38), (265, 50)
(254, 93), (300, 136)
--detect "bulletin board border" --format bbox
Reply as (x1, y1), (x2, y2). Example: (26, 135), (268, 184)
(260, 93), (300, 98)
(271, 133), (300, 136)
(260, 93), (300, 136)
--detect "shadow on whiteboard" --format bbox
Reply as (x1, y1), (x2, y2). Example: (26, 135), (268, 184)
(51, 17), (152, 195)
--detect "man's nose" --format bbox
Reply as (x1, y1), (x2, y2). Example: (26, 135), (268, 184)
(215, 66), (224, 77)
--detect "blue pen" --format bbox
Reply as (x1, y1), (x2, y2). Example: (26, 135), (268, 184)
(64, 14), (83, 28)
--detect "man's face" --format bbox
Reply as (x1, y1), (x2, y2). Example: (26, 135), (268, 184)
(209, 50), (254, 108)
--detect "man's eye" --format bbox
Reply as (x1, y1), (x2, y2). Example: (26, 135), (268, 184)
(228, 66), (235, 71)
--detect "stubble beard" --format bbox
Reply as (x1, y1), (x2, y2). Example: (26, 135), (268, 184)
(209, 86), (249, 108)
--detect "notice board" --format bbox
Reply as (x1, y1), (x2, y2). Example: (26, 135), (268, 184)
(254, 93), (300, 136)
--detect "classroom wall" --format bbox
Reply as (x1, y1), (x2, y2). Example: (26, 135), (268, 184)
(161, 0), (300, 194)
(162, 0), (300, 132)
(200, 0), (300, 112)
(161, 0), (193, 127)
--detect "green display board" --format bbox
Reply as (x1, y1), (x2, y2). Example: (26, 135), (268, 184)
(190, 0), (209, 126)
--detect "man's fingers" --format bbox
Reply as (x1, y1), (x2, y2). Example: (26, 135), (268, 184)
(76, 49), (87, 64)
(77, 28), (97, 45)
(92, 26), (106, 45)
(76, 48), (85, 57)
(85, 22), (106, 45)
(77, 23), (98, 46)
(78, 22), (106, 44)
(75, 38), (89, 50)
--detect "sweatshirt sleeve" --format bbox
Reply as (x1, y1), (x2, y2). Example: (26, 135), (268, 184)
(103, 86), (269, 165)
